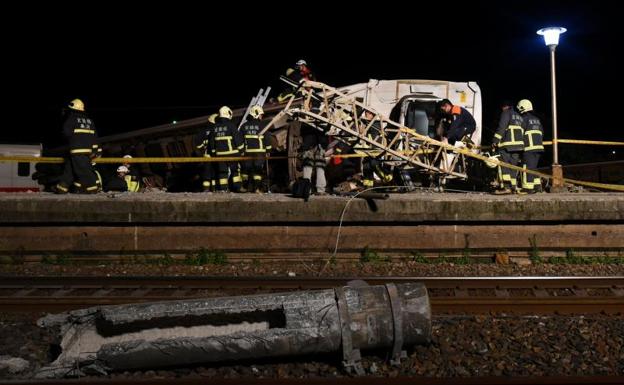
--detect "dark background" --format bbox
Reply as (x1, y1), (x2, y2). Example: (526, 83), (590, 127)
(4, 1), (622, 164)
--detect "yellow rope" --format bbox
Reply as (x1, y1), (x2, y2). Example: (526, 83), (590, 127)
(544, 139), (624, 146)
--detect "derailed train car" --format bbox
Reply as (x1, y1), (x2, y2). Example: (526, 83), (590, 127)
(88, 79), (483, 191)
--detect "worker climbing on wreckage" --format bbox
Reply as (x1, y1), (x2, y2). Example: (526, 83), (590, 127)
(277, 59), (315, 103)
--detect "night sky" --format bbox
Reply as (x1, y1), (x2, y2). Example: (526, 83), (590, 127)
(5, 1), (623, 164)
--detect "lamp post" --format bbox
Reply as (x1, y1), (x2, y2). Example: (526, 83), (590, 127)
(537, 26), (566, 190)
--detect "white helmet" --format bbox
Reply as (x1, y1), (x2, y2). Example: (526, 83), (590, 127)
(117, 165), (129, 173)
(295, 59), (307, 66)
(68, 98), (85, 111)
(484, 154), (501, 169)
(219, 106), (233, 119)
(123, 155), (132, 159)
(517, 99), (533, 113)
(249, 105), (264, 119)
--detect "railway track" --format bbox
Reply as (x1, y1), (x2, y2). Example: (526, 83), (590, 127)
(1, 276), (623, 314)
(0, 375), (622, 385)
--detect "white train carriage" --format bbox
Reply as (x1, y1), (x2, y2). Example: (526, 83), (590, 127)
(0, 144), (42, 192)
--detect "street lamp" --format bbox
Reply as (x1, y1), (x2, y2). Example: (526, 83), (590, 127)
(537, 26), (566, 190)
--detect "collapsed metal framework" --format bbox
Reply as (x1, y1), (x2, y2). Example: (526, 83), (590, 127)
(265, 80), (478, 181)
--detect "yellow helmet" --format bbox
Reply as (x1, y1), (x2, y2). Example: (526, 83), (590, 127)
(219, 106), (233, 119)
(517, 99), (533, 113)
(68, 98), (85, 111)
(249, 105), (264, 119)
(484, 154), (501, 169)
(208, 113), (218, 124)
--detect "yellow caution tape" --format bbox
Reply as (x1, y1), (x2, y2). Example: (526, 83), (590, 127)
(0, 156), (64, 163)
(0, 156), (286, 164)
(544, 139), (624, 146)
(2, 147), (623, 192)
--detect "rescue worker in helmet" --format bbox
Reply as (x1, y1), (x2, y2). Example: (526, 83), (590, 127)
(299, 82), (328, 195)
(359, 110), (392, 188)
(194, 113), (218, 192)
(55, 98), (100, 194)
(240, 105), (272, 193)
(104, 166), (130, 192)
(491, 100), (524, 194)
(517, 99), (544, 194)
(277, 59), (316, 103)
(438, 99), (476, 145)
(211, 106), (244, 192)
(120, 155), (141, 192)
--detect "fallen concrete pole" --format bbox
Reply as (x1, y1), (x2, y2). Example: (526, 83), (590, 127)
(36, 281), (430, 378)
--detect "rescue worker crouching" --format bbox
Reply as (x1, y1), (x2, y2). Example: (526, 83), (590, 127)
(518, 99), (544, 194)
(104, 166), (130, 192)
(491, 100), (524, 194)
(121, 155), (141, 192)
(240, 105), (271, 193)
(359, 110), (392, 188)
(211, 106), (244, 192)
(55, 98), (100, 194)
(438, 99), (476, 146)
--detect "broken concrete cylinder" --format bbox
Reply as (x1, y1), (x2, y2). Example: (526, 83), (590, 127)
(37, 282), (430, 377)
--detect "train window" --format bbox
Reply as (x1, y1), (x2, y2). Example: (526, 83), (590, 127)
(144, 143), (166, 175)
(17, 162), (30, 177)
(166, 141), (187, 157)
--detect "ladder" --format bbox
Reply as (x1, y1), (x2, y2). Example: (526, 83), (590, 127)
(238, 86), (272, 130)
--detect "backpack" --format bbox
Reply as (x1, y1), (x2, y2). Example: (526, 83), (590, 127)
(292, 177), (311, 201)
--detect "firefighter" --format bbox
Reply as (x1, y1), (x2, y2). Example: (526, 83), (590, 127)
(104, 166), (129, 192)
(359, 110), (392, 188)
(518, 99), (544, 194)
(194, 113), (218, 192)
(438, 99), (476, 145)
(277, 59), (315, 103)
(211, 106), (244, 192)
(55, 98), (99, 194)
(492, 100), (525, 194)
(240, 105), (271, 193)
(299, 82), (328, 195)
(121, 155), (141, 192)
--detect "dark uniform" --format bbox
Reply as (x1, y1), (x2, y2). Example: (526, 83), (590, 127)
(277, 64), (315, 103)
(104, 174), (128, 192)
(445, 105), (476, 145)
(194, 120), (216, 191)
(211, 117), (244, 191)
(520, 112), (544, 193)
(492, 108), (525, 191)
(358, 118), (391, 187)
(240, 117), (271, 191)
(56, 110), (99, 193)
(123, 171), (140, 192)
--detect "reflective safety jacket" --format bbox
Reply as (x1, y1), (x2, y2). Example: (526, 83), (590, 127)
(240, 118), (271, 153)
(211, 118), (243, 156)
(493, 108), (524, 152)
(354, 119), (383, 151)
(124, 174), (140, 192)
(521, 112), (544, 153)
(194, 121), (215, 156)
(63, 110), (99, 156)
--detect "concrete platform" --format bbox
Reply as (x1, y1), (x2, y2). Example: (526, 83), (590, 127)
(1, 191), (623, 223)
(1, 192), (623, 257)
